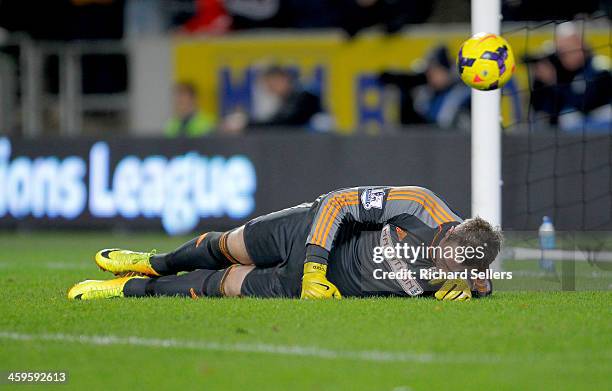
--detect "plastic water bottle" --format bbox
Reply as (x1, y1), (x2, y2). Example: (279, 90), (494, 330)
(538, 216), (556, 273)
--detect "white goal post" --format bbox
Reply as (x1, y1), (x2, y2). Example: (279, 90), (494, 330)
(471, 0), (503, 269)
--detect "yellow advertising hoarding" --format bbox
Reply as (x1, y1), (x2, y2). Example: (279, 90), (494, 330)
(173, 28), (610, 132)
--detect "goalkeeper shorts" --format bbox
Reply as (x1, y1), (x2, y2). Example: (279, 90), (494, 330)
(241, 203), (315, 298)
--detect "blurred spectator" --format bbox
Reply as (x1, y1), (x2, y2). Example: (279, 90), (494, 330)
(338, 0), (435, 37)
(379, 46), (471, 130)
(225, 0), (289, 29)
(223, 0), (434, 34)
(0, 0), (124, 40)
(285, 0), (342, 29)
(528, 22), (612, 132)
(502, 0), (604, 21)
(225, 0), (340, 30)
(222, 65), (322, 133)
(165, 82), (215, 137)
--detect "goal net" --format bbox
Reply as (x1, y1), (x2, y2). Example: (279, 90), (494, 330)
(471, 1), (612, 289)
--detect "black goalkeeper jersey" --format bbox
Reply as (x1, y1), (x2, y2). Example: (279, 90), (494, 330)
(307, 186), (463, 297)
(241, 185), (493, 298)
(327, 219), (459, 297)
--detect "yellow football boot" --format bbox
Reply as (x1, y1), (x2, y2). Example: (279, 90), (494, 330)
(67, 275), (148, 300)
(95, 249), (160, 276)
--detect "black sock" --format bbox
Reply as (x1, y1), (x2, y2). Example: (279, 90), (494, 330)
(123, 268), (229, 298)
(150, 232), (236, 275)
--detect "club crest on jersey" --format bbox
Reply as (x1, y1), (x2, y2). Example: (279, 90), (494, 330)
(361, 189), (385, 210)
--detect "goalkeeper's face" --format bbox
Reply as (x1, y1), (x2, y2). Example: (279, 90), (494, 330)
(434, 217), (504, 273)
(432, 240), (473, 274)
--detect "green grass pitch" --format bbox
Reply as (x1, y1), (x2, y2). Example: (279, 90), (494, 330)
(0, 232), (610, 391)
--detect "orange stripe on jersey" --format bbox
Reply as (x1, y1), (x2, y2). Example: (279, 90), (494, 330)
(312, 194), (355, 245)
(389, 194), (449, 224)
(388, 192), (450, 225)
(312, 192), (358, 245)
(311, 193), (349, 243)
(389, 190), (448, 219)
(387, 195), (444, 225)
(315, 191), (358, 243)
(319, 198), (360, 248)
(388, 191), (445, 221)
(389, 189), (455, 223)
(409, 188), (455, 222)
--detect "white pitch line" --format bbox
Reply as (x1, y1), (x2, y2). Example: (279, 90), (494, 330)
(508, 270), (612, 278)
(43, 262), (91, 270)
(0, 331), (496, 364)
(507, 247), (612, 263)
(0, 261), (90, 270)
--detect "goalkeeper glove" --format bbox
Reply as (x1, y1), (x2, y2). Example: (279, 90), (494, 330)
(430, 279), (472, 301)
(300, 262), (342, 299)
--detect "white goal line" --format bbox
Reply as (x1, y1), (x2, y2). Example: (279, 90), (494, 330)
(504, 247), (612, 262)
(0, 331), (497, 364)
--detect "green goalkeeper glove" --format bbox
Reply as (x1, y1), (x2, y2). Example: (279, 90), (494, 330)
(430, 278), (472, 301)
(300, 262), (342, 299)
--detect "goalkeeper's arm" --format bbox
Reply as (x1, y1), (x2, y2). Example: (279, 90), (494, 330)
(300, 187), (363, 299)
(300, 186), (460, 299)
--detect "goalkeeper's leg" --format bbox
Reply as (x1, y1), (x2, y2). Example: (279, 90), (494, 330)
(123, 265), (256, 298)
(149, 227), (254, 275)
(149, 202), (312, 275)
(96, 227), (255, 276)
(97, 203), (311, 277)
(121, 264), (298, 298)
(123, 264), (298, 298)
(69, 263), (298, 300)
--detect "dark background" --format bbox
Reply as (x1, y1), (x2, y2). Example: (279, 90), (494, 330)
(2, 133), (610, 231)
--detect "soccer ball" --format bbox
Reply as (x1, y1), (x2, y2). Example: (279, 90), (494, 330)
(457, 32), (515, 91)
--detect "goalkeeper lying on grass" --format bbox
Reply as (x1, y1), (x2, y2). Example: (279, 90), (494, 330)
(68, 186), (502, 301)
